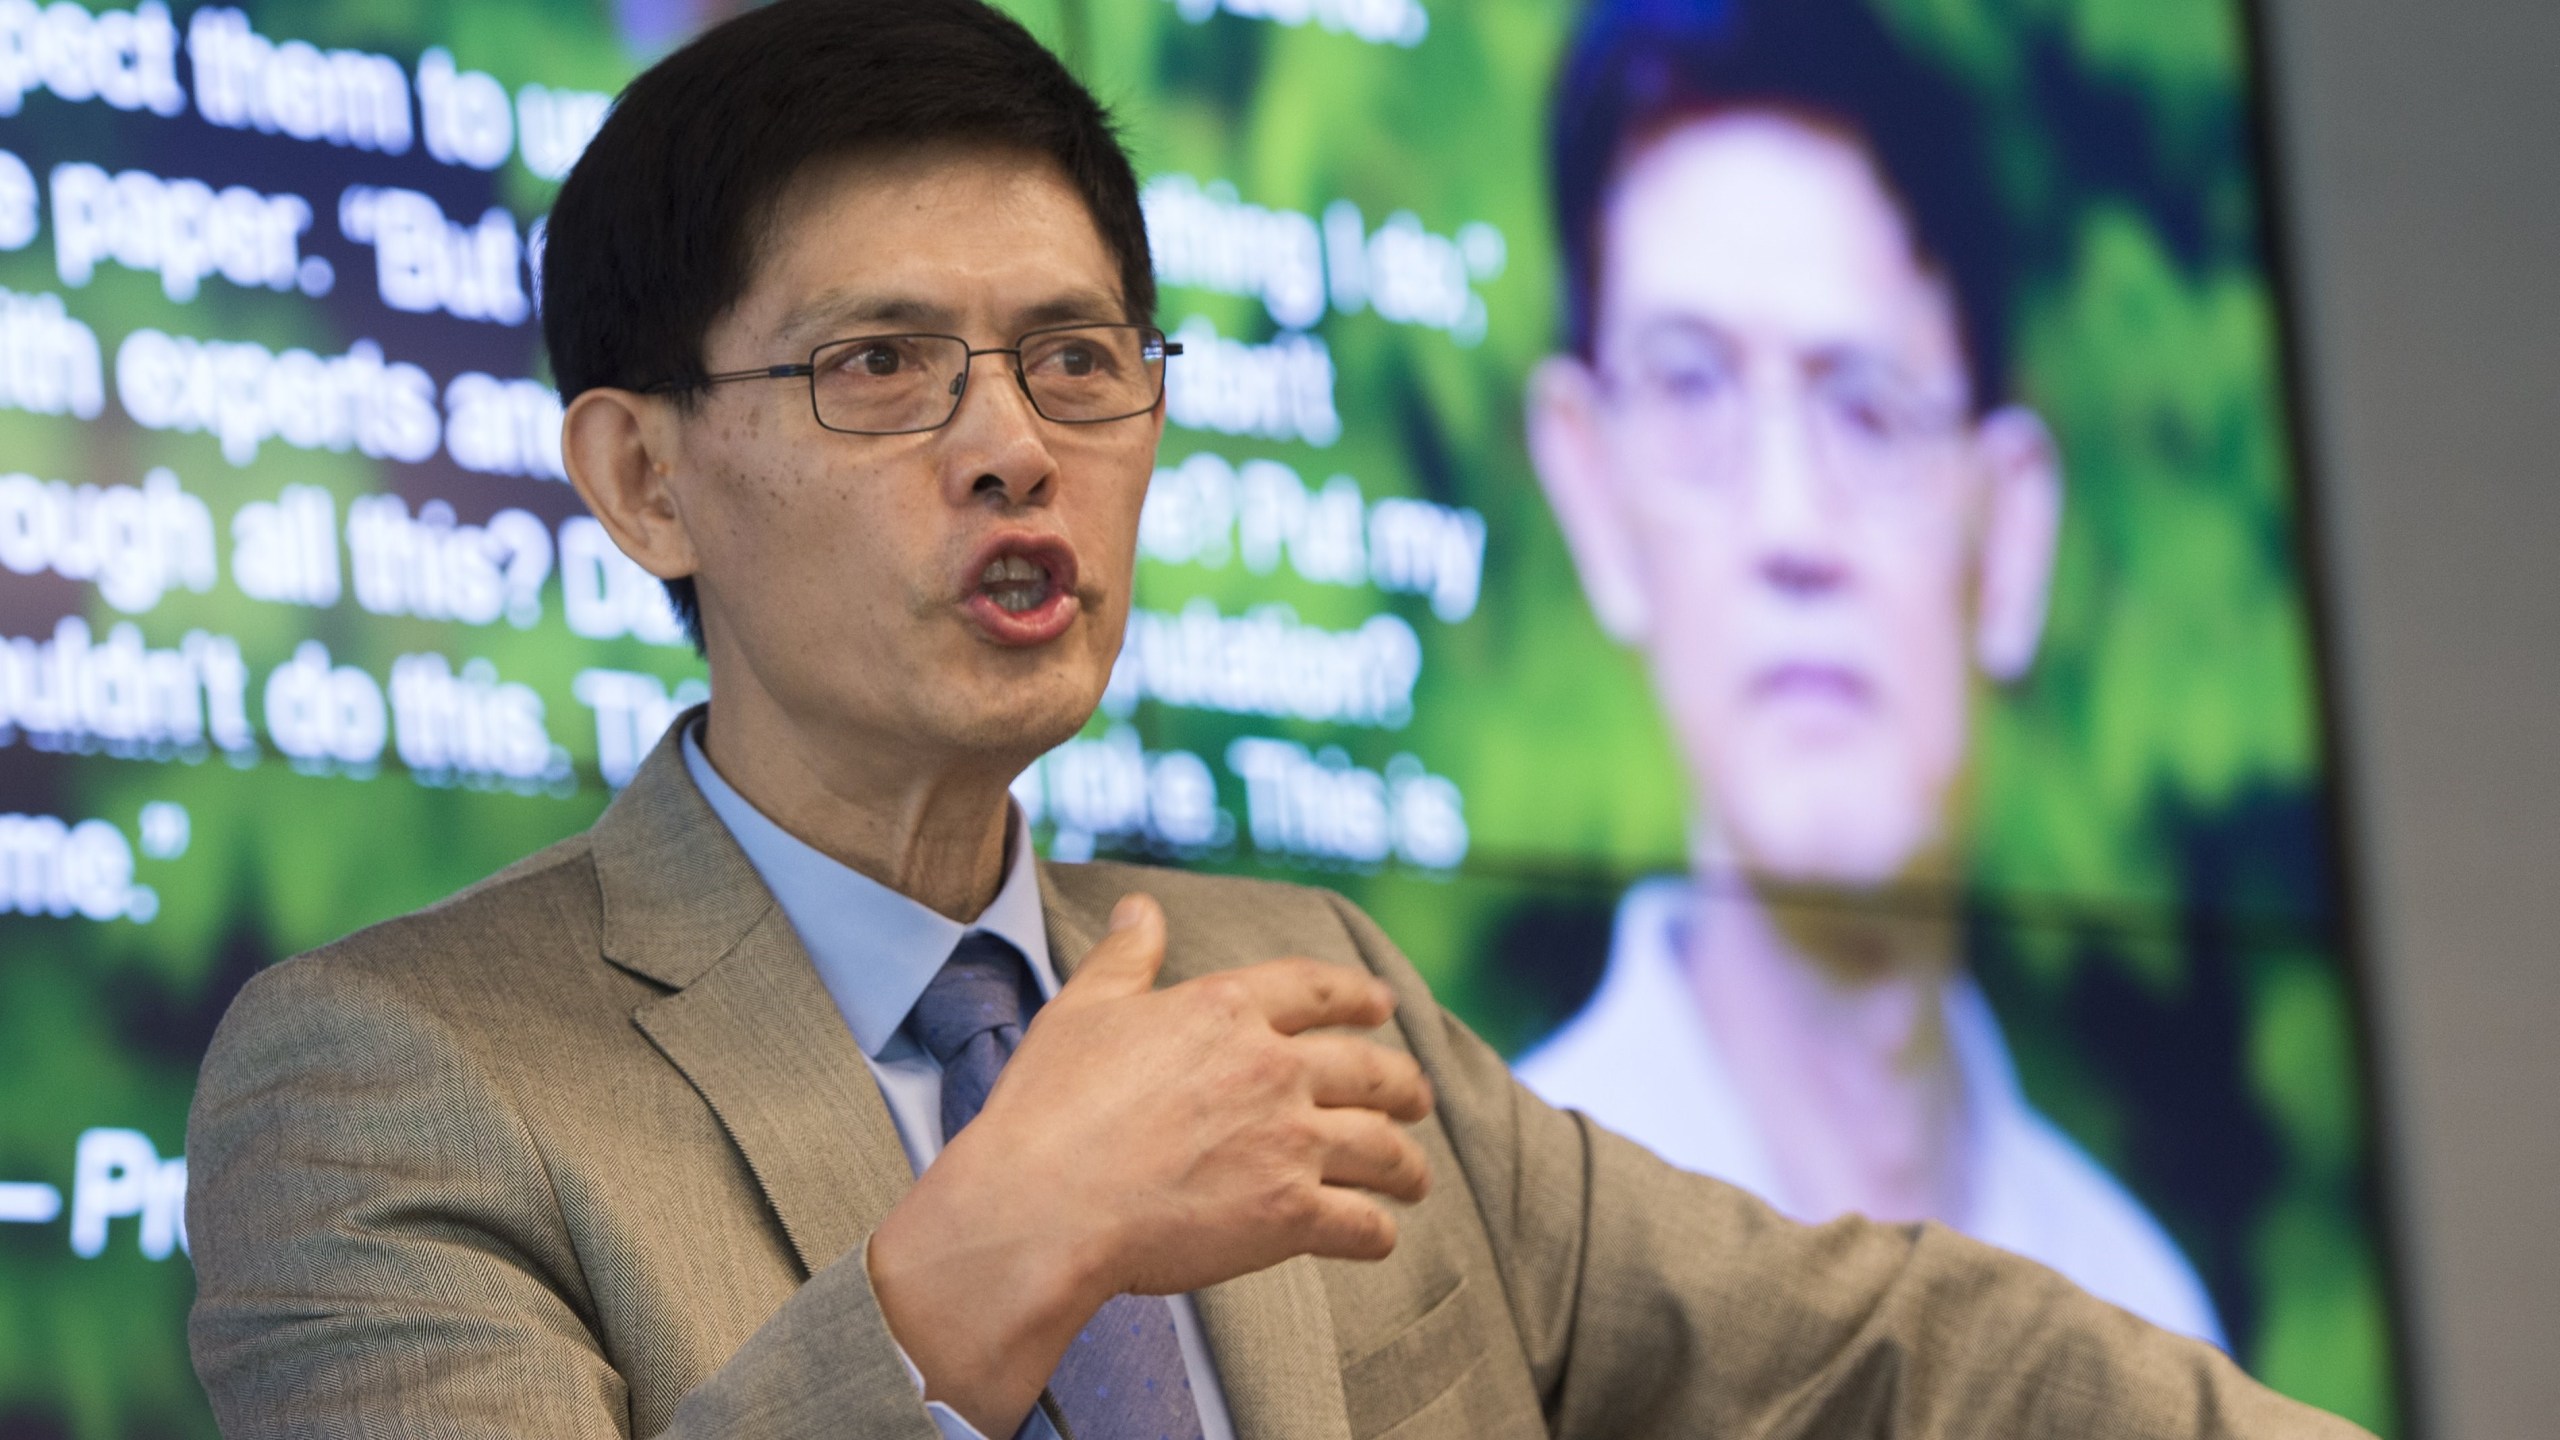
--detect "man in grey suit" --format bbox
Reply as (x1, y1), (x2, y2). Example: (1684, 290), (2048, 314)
(183, 1), (2365, 1436)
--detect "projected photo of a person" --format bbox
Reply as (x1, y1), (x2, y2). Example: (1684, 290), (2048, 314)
(1516, 0), (2224, 1345)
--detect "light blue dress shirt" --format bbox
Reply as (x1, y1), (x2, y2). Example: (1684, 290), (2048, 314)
(682, 724), (1237, 1440)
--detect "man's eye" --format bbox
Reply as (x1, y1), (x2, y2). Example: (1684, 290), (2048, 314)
(1821, 381), (1913, 442)
(1647, 360), (1733, 403)
(1667, 365), (1723, 396)
(1044, 343), (1100, 377)
(1027, 332), (1136, 384)
(1834, 393), (1892, 438)
(846, 345), (904, 377)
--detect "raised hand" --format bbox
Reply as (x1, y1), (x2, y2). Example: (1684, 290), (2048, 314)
(868, 892), (1434, 1435)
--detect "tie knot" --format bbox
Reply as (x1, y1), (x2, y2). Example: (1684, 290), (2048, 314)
(910, 931), (1036, 1068)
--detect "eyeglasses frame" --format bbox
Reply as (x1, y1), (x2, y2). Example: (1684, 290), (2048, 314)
(1589, 346), (1975, 502)
(648, 322), (1184, 436)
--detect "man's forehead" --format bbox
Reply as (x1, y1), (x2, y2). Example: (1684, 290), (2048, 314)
(772, 283), (1128, 348)
(738, 146), (1127, 345)
(1598, 113), (1957, 360)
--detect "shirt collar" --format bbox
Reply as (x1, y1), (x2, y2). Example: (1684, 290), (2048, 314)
(1601, 879), (2032, 1220)
(680, 719), (1057, 1058)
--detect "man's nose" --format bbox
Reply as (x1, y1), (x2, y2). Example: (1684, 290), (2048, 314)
(1758, 545), (1848, 598)
(945, 351), (1056, 506)
(1745, 394), (1852, 598)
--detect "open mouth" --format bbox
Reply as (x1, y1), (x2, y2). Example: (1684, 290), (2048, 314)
(960, 535), (1081, 646)
(979, 552), (1055, 614)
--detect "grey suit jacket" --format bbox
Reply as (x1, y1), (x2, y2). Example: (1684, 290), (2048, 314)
(186, 724), (2365, 1438)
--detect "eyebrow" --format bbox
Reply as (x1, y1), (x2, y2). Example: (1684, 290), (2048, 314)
(774, 292), (952, 347)
(774, 286), (1131, 348)
(1011, 287), (1130, 331)
(1622, 312), (1955, 391)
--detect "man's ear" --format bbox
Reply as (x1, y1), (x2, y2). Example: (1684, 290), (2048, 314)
(1526, 355), (1650, 645)
(1971, 404), (2063, 682)
(562, 386), (700, 584)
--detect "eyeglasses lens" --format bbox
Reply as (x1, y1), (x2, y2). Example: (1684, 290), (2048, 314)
(1019, 326), (1165, 423)
(810, 335), (969, 434)
(807, 327), (1167, 434)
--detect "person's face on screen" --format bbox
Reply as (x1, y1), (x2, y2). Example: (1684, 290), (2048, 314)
(656, 146), (1157, 769)
(1530, 113), (2060, 891)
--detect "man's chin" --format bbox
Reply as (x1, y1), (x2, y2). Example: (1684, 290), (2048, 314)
(942, 667), (1109, 761)
(1717, 798), (1940, 897)
(1733, 849), (1903, 897)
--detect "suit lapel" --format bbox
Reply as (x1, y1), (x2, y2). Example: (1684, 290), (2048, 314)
(594, 715), (914, 1276)
(630, 907), (914, 1275)
(589, 740), (1353, 1434)
(1043, 866), (1353, 1440)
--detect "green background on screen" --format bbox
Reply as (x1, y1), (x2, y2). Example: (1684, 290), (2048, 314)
(0, 1), (2393, 1434)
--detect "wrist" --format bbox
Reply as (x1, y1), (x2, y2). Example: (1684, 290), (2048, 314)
(868, 1138), (1112, 1431)
(920, 1123), (1119, 1317)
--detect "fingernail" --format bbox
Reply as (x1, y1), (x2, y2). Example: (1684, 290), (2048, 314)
(1109, 894), (1154, 932)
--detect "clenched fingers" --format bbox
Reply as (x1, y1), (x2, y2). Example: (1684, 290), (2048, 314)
(1309, 1107), (1431, 1204)
(1294, 1184), (1404, 1263)
(1222, 957), (1397, 1036)
(1298, 1034), (1433, 1122)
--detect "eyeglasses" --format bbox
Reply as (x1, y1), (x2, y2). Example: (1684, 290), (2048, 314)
(1601, 320), (1970, 499)
(658, 323), (1181, 435)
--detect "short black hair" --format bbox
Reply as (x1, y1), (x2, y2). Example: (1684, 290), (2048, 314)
(543, 0), (1155, 648)
(1549, 0), (2013, 410)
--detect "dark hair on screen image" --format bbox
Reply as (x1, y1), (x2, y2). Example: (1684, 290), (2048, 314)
(1550, 0), (2015, 410)
(541, 0), (1155, 647)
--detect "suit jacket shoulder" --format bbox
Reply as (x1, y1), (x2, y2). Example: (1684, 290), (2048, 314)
(1040, 857), (1361, 968)
(207, 827), (674, 1141)
(264, 829), (601, 998)
(188, 738), (938, 1439)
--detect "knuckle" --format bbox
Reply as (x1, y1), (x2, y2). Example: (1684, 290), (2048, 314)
(1241, 1039), (1300, 1093)
(1360, 1073), (1395, 1110)
(1193, 973), (1248, 1014)
(1370, 1125), (1408, 1172)
(1258, 1180), (1319, 1230)
(1279, 1114), (1326, 1162)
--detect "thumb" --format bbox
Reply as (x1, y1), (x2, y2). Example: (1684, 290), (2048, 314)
(1057, 893), (1167, 1004)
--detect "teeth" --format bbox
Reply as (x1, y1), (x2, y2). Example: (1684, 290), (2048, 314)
(979, 551), (1051, 614)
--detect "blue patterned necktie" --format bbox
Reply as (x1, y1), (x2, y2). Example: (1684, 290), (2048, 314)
(910, 931), (1206, 1440)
